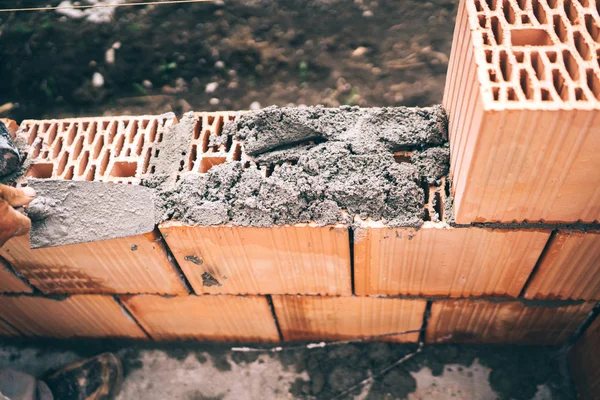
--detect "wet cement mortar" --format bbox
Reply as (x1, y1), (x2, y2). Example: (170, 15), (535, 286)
(144, 105), (450, 228)
(0, 340), (577, 399)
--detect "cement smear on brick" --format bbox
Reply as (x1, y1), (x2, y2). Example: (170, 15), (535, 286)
(145, 106), (449, 228)
(26, 179), (155, 248)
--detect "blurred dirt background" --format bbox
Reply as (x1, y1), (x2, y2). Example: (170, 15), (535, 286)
(0, 0), (456, 120)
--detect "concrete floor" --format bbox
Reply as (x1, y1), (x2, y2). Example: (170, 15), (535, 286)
(0, 341), (577, 399)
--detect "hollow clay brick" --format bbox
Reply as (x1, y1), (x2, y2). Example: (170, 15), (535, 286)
(445, 0), (600, 223)
(272, 296), (427, 342)
(159, 222), (352, 296)
(426, 299), (594, 345)
(569, 315), (600, 400)
(0, 231), (187, 295)
(0, 258), (32, 293)
(0, 295), (147, 339)
(19, 114), (175, 184)
(354, 221), (550, 297)
(524, 231), (600, 300)
(120, 294), (280, 342)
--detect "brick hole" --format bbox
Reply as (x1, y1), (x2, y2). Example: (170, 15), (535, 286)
(32, 140), (42, 158)
(531, 52), (546, 79)
(99, 150), (111, 176)
(27, 124), (39, 146)
(553, 15), (569, 42)
(489, 69), (499, 82)
(51, 138), (63, 159)
(73, 136), (84, 159)
(573, 31), (592, 60)
(141, 119), (149, 129)
(420, 179), (430, 204)
(188, 144), (198, 171)
(42, 151), (49, 159)
(423, 208), (431, 221)
(81, 122), (89, 131)
(586, 69), (600, 99)
(507, 87), (518, 100)
(128, 121), (139, 144)
(110, 161), (138, 178)
(475, 0), (484, 11)
(491, 16), (504, 44)
(433, 191), (444, 221)
(101, 121), (110, 130)
(232, 142), (242, 161)
(64, 166), (74, 180)
(92, 136), (104, 159)
(485, 0), (499, 10)
(562, 50), (581, 81)
(499, 50), (513, 80)
(64, 123), (76, 146)
(485, 49), (493, 63)
(264, 164), (275, 178)
(107, 122), (118, 144)
(136, 135), (145, 156)
(199, 157), (226, 173)
(56, 152), (69, 175)
(242, 161), (251, 169)
(553, 69), (570, 99)
(202, 129), (210, 153)
(520, 69), (535, 99)
(150, 165), (156, 174)
(493, 86), (501, 100)
(478, 14), (487, 28)
(154, 149), (160, 157)
(546, 51), (558, 62)
(78, 151), (90, 175)
(522, 15), (530, 24)
(46, 124), (58, 147)
(394, 151), (412, 163)
(482, 32), (491, 45)
(564, 0), (579, 23)
(215, 116), (224, 136)
(575, 87), (587, 100)
(142, 148), (152, 174)
(514, 51), (525, 62)
(193, 118), (202, 140)
(510, 28), (554, 45)
(125, 149), (131, 157)
(532, 0), (548, 23)
(575, 0), (589, 6)
(207, 115), (215, 125)
(584, 14), (599, 42)
(516, 0), (528, 10)
(149, 120), (158, 143)
(114, 135), (126, 157)
(541, 88), (552, 100)
(26, 163), (54, 179)
(86, 165), (96, 181)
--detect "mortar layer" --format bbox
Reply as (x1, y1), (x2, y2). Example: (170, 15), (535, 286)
(26, 179), (155, 248)
(146, 105), (449, 228)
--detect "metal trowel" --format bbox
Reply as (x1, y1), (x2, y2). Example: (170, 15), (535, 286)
(26, 179), (155, 249)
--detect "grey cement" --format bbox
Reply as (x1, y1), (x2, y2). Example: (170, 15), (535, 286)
(145, 106), (449, 228)
(0, 122), (19, 179)
(26, 179), (155, 249)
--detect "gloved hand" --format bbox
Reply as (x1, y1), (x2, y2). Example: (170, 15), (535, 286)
(0, 185), (36, 247)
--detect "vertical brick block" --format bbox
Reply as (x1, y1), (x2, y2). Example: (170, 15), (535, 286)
(445, 0), (600, 223)
(159, 222), (351, 296)
(0, 258), (32, 293)
(272, 296), (427, 342)
(0, 295), (147, 339)
(426, 299), (594, 345)
(525, 231), (600, 300)
(569, 315), (600, 400)
(0, 232), (187, 295)
(354, 223), (550, 297)
(121, 294), (280, 342)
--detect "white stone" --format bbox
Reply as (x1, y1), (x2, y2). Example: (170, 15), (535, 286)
(205, 82), (219, 93)
(209, 98), (220, 105)
(92, 72), (104, 88)
(250, 101), (261, 110)
(112, 41), (121, 49)
(105, 48), (115, 64)
(142, 80), (153, 89)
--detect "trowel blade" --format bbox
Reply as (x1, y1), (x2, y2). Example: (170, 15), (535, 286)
(26, 179), (155, 249)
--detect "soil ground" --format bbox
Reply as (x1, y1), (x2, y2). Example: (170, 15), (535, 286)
(0, 0), (455, 120)
(0, 340), (578, 399)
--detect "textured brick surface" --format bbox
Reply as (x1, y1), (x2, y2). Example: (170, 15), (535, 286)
(525, 231), (600, 300)
(272, 296), (427, 342)
(354, 223), (550, 297)
(160, 222), (352, 295)
(569, 315), (600, 400)
(0, 295), (147, 339)
(0, 232), (187, 295)
(121, 294), (280, 342)
(19, 114), (175, 184)
(0, 319), (20, 337)
(0, 258), (32, 293)
(426, 299), (594, 345)
(445, 0), (600, 223)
